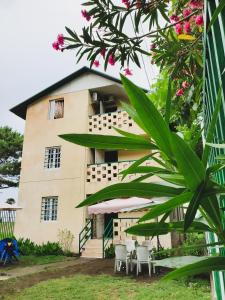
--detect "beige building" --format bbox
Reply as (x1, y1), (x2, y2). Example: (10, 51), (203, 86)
(11, 67), (176, 258)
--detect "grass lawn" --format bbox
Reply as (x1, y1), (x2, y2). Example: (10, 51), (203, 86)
(6, 274), (211, 300)
(3, 255), (71, 270)
(18, 255), (70, 266)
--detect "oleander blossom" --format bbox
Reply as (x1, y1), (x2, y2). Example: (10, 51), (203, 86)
(81, 10), (91, 21)
(189, 0), (204, 9)
(184, 21), (191, 33)
(122, 0), (130, 8)
(176, 88), (184, 96)
(182, 81), (190, 89)
(57, 34), (64, 46)
(183, 8), (192, 18)
(136, 0), (142, 9)
(93, 60), (100, 68)
(100, 48), (107, 58)
(170, 15), (180, 23)
(175, 23), (183, 35)
(52, 41), (60, 51)
(124, 68), (133, 76)
(150, 44), (156, 50)
(195, 15), (204, 26)
(108, 54), (116, 66)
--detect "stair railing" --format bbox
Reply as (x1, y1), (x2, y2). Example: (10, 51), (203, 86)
(79, 219), (93, 255)
(102, 218), (114, 258)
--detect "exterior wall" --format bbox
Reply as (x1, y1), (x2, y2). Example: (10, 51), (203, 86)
(15, 89), (90, 251)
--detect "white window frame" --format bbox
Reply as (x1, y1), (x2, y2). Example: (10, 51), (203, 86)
(41, 197), (58, 222)
(44, 146), (61, 169)
(48, 98), (64, 120)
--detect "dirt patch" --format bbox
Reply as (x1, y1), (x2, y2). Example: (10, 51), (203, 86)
(0, 258), (166, 299)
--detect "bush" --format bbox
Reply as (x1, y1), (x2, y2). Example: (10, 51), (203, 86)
(17, 238), (64, 256)
(105, 244), (115, 258)
(182, 233), (206, 256)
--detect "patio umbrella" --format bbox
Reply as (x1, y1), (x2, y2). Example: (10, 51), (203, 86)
(88, 197), (168, 215)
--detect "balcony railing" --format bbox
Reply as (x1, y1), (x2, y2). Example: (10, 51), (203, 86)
(88, 110), (139, 133)
(86, 160), (152, 183)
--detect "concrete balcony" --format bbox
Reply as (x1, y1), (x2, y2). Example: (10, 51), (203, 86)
(85, 159), (153, 194)
(88, 110), (142, 134)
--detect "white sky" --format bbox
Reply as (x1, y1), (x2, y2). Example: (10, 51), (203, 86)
(0, 0), (158, 133)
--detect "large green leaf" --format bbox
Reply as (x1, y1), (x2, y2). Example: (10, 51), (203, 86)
(59, 134), (157, 150)
(121, 75), (173, 158)
(121, 166), (170, 175)
(125, 221), (212, 236)
(113, 127), (149, 142)
(76, 182), (184, 208)
(171, 133), (205, 191)
(163, 257), (225, 280)
(139, 192), (193, 222)
(208, 0), (225, 32)
(120, 153), (153, 180)
(120, 102), (147, 132)
(184, 182), (206, 231)
(202, 87), (222, 165)
(157, 173), (186, 186)
(200, 195), (223, 234)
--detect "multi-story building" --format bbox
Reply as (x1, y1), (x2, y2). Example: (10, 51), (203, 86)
(11, 67), (174, 257)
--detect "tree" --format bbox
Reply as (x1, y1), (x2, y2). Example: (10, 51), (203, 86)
(0, 127), (23, 189)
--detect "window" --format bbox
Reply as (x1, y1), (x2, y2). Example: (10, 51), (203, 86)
(44, 147), (61, 169)
(49, 99), (64, 119)
(41, 197), (58, 221)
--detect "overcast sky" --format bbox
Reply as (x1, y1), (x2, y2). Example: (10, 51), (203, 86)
(0, 0), (158, 133)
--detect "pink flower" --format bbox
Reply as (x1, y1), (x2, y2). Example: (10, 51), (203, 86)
(182, 81), (190, 89)
(184, 21), (191, 33)
(81, 10), (91, 21)
(150, 44), (156, 50)
(136, 0), (142, 9)
(52, 41), (60, 51)
(93, 60), (100, 68)
(176, 88), (184, 96)
(175, 23), (183, 34)
(57, 34), (64, 46)
(170, 15), (180, 23)
(189, 0), (203, 9)
(183, 8), (192, 18)
(122, 0), (130, 8)
(100, 48), (107, 58)
(195, 15), (204, 26)
(108, 54), (116, 66)
(124, 68), (133, 76)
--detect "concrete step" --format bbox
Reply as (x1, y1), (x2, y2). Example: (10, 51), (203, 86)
(81, 239), (103, 259)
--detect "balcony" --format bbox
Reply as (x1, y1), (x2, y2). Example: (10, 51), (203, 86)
(86, 159), (153, 194)
(88, 111), (142, 134)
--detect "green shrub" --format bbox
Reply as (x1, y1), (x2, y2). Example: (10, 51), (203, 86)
(17, 238), (64, 256)
(105, 244), (115, 258)
(181, 233), (206, 256)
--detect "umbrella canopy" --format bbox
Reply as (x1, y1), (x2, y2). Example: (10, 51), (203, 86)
(88, 197), (168, 215)
(0, 203), (22, 211)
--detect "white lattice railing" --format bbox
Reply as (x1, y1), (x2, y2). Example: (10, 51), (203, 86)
(86, 160), (152, 183)
(88, 110), (137, 133)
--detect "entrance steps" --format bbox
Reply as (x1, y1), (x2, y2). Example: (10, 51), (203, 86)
(81, 239), (103, 258)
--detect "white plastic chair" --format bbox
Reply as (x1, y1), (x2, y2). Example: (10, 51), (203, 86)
(132, 246), (152, 276)
(114, 244), (130, 275)
(125, 239), (136, 253)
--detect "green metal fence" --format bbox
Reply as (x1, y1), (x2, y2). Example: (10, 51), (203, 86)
(204, 0), (225, 298)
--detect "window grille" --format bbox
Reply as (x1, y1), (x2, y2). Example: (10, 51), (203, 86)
(41, 197), (58, 221)
(44, 147), (61, 169)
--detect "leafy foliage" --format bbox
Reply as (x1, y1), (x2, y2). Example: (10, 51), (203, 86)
(0, 127), (23, 189)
